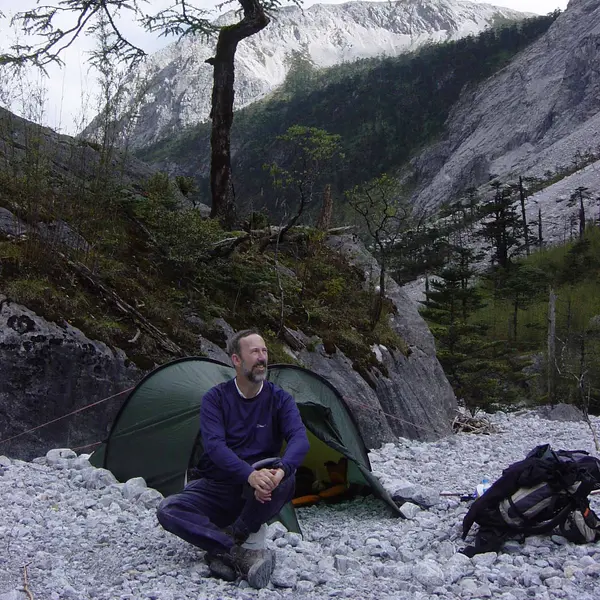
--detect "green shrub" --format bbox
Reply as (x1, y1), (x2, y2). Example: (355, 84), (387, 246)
(5, 277), (58, 306)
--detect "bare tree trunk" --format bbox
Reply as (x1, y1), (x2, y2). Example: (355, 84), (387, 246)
(538, 208), (543, 247)
(578, 190), (586, 239)
(372, 243), (386, 330)
(316, 183), (333, 230)
(566, 295), (572, 341)
(207, 0), (269, 228)
(578, 333), (586, 406)
(519, 176), (530, 256)
(547, 287), (557, 405)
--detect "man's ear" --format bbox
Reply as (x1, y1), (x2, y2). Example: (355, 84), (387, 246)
(231, 353), (241, 367)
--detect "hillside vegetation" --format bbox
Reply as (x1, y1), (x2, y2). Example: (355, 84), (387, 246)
(474, 227), (600, 407)
(0, 110), (404, 374)
(137, 12), (559, 217)
(413, 180), (600, 414)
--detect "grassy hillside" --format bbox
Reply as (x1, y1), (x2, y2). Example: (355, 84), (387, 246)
(476, 229), (600, 347)
(0, 111), (405, 374)
(136, 12), (559, 218)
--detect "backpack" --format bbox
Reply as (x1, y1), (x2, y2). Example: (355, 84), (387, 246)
(461, 444), (600, 557)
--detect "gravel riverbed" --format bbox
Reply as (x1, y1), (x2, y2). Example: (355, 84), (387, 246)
(1, 409), (599, 600)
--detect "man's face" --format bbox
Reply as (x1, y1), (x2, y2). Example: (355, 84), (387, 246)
(234, 334), (268, 383)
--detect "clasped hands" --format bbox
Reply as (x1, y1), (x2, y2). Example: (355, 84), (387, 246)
(248, 468), (285, 503)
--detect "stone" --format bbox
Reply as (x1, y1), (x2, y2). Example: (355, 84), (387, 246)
(390, 479), (418, 499)
(294, 580), (315, 592)
(545, 577), (563, 589)
(472, 552), (498, 568)
(536, 403), (585, 422)
(36, 220), (90, 253)
(46, 449), (77, 464)
(459, 578), (478, 593)
(413, 559), (444, 589)
(0, 296), (140, 461)
(138, 489), (164, 509)
(437, 541), (456, 559)
(0, 208), (27, 237)
(444, 552), (473, 583)
(270, 567), (297, 588)
(266, 522), (288, 541)
(283, 532), (301, 547)
(83, 468), (118, 490)
(122, 477), (148, 501)
(0, 591), (28, 600)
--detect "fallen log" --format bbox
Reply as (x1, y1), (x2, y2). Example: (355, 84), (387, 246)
(59, 253), (184, 357)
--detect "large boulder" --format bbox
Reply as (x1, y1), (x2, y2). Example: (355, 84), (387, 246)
(0, 295), (140, 459)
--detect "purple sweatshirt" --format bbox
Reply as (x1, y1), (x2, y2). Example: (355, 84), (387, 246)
(196, 379), (310, 484)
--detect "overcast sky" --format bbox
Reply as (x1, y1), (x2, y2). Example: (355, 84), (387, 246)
(0, 0), (569, 134)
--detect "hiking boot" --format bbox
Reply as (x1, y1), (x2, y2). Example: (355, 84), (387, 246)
(205, 552), (236, 582)
(229, 546), (275, 589)
(242, 547), (276, 570)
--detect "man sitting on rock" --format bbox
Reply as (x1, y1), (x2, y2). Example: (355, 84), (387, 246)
(157, 329), (309, 589)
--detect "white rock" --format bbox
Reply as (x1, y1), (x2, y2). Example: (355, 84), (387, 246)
(122, 477), (148, 500)
(46, 448), (77, 464)
(414, 559), (444, 589)
(399, 502), (421, 519)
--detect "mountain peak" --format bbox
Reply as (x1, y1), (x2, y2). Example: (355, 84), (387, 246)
(115, 0), (530, 149)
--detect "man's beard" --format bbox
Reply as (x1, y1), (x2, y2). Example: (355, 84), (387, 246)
(242, 360), (267, 383)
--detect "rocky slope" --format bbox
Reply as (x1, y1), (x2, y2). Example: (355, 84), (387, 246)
(0, 106), (205, 217)
(0, 101), (458, 461)
(115, 0), (528, 148)
(410, 0), (600, 211)
(0, 228), (456, 461)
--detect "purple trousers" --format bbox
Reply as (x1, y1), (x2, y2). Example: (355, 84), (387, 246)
(156, 475), (295, 555)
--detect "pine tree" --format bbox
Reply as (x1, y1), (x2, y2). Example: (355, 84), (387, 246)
(567, 186), (590, 239)
(478, 181), (524, 271)
(495, 263), (548, 340)
(421, 245), (510, 412)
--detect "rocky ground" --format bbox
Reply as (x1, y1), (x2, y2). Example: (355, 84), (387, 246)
(1, 409), (599, 600)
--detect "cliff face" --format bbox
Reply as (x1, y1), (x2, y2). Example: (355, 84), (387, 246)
(410, 0), (600, 210)
(104, 0), (528, 149)
(0, 295), (141, 460)
(314, 235), (456, 444)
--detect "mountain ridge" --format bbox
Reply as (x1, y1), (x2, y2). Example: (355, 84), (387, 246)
(115, 0), (531, 149)
(410, 0), (600, 210)
(134, 13), (558, 219)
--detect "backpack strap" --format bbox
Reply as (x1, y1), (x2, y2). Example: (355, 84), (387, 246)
(518, 501), (576, 535)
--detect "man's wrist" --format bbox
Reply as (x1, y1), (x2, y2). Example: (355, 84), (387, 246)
(274, 466), (286, 480)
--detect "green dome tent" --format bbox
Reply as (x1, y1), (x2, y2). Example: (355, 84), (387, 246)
(90, 357), (401, 532)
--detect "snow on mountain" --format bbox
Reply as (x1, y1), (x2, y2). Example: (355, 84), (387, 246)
(120, 0), (529, 148)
